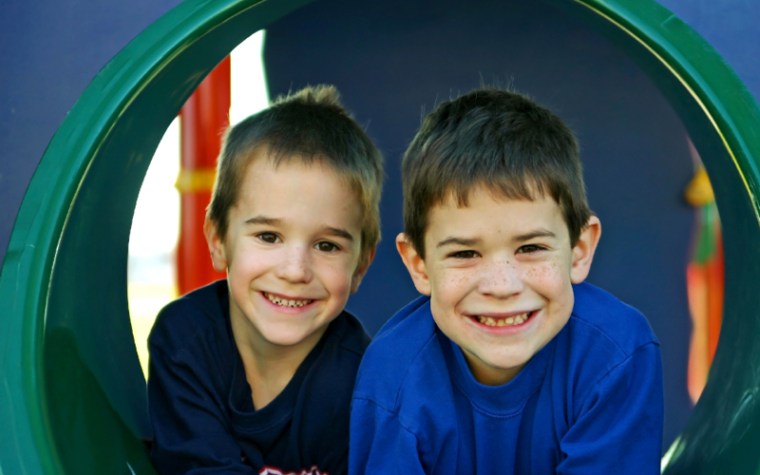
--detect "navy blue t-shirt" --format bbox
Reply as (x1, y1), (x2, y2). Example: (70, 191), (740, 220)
(148, 280), (370, 475)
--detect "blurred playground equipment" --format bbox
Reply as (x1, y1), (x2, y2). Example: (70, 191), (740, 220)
(2, 0), (760, 473)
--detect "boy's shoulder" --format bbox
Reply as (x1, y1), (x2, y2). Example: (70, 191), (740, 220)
(568, 282), (659, 355)
(148, 279), (230, 353)
(365, 294), (438, 361)
(326, 309), (372, 358)
(555, 283), (662, 417)
(353, 296), (446, 408)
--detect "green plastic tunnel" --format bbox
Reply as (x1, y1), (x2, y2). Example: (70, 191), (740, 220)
(1, 0), (759, 473)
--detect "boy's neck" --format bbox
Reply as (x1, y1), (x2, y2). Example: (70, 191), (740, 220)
(244, 355), (297, 409)
(231, 320), (327, 410)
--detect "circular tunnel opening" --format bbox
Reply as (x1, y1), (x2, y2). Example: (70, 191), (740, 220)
(1, 0), (759, 473)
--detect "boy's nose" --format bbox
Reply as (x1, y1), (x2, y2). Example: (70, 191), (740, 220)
(277, 245), (313, 283)
(478, 259), (524, 297)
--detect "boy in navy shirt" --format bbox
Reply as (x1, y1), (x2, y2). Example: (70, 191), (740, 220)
(148, 85), (383, 474)
(350, 87), (663, 474)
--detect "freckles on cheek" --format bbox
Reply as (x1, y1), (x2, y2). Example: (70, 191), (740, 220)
(526, 261), (560, 278)
(436, 273), (469, 295)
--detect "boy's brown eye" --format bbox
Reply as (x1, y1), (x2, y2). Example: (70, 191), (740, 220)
(449, 250), (478, 259)
(517, 244), (545, 254)
(316, 241), (339, 252)
(257, 232), (278, 243)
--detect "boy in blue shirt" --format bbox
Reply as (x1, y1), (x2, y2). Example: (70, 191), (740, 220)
(350, 87), (663, 474)
(148, 84), (383, 474)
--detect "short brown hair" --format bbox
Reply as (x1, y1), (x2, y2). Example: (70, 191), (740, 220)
(402, 87), (591, 257)
(207, 84), (384, 268)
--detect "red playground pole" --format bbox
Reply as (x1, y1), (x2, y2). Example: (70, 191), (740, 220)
(176, 58), (231, 295)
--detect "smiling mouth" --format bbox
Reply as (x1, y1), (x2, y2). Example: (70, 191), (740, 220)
(474, 311), (534, 328)
(263, 292), (313, 308)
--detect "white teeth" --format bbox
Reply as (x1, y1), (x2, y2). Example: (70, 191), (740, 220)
(265, 293), (311, 308)
(476, 313), (529, 327)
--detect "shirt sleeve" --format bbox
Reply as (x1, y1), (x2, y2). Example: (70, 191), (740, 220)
(148, 342), (256, 474)
(558, 342), (664, 475)
(349, 397), (427, 475)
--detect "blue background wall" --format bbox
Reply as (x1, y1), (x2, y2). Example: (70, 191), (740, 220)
(1, 0), (759, 454)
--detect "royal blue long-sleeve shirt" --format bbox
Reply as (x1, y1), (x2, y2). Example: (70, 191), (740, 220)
(350, 282), (663, 474)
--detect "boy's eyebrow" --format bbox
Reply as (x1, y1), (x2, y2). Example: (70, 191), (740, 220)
(323, 226), (355, 242)
(244, 215), (355, 242)
(245, 215), (279, 226)
(435, 229), (557, 248)
(513, 229), (557, 241)
(436, 236), (479, 248)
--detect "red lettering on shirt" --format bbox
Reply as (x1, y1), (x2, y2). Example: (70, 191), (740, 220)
(259, 466), (328, 475)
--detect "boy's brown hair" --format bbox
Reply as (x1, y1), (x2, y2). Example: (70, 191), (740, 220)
(401, 87), (592, 257)
(207, 84), (384, 270)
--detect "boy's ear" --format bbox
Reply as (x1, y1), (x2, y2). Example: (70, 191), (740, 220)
(204, 217), (228, 272)
(396, 233), (432, 296)
(350, 247), (376, 293)
(570, 215), (602, 284)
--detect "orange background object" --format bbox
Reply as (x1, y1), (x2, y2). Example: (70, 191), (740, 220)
(176, 58), (231, 295)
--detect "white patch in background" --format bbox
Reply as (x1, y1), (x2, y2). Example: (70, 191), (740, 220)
(128, 30), (271, 377)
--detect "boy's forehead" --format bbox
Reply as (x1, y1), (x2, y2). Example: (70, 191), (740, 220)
(425, 188), (568, 238)
(434, 182), (549, 209)
(239, 152), (360, 202)
(243, 149), (333, 175)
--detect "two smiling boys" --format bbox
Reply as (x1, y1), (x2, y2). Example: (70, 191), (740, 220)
(148, 85), (663, 474)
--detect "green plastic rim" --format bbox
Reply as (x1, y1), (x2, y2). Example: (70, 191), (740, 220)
(0, 0), (758, 473)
